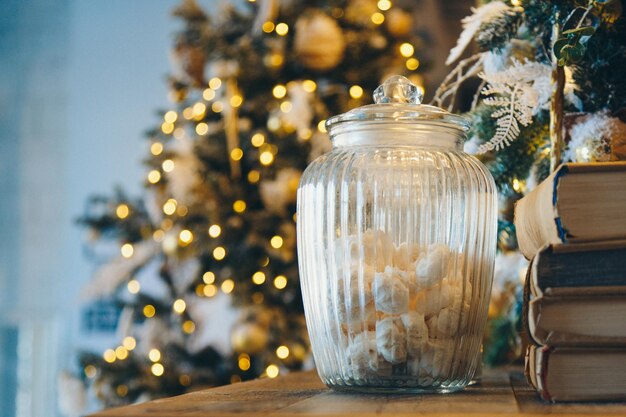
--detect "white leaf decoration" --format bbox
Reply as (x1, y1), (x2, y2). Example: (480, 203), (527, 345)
(477, 59), (551, 153)
(446, 1), (511, 65)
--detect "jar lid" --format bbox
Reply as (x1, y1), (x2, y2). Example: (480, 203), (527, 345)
(325, 75), (470, 135)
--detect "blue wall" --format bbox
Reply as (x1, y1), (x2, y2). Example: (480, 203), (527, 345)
(0, 1), (187, 415)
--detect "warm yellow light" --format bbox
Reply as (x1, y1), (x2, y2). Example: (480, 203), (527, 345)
(208, 224), (221, 238)
(203, 284), (217, 297)
(127, 279), (140, 294)
(377, 0), (392, 11)
(212, 101), (224, 113)
(268, 53), (283, 67)
(193, 102), (207, 116)
(115, 346), (129, 360)
(300, 129), (312, 140)
(259, 151), (274, 166)
(163, 199), (177, 215)
(349, 85), (364, 99)
(116, 385), (129, 397)
(209, 77), (222, 90)
(251, 133), (265, 147)
(196, 122), (209, 135)
(274, 275), (288, 289)
(150, 142), (164, 156)
(103, 349), (116, 363)
(511, 0), (521, 5)
(266, 364), (279, 378)
(302, 80), (317, 93)
(262, 21), (275, 33)
(230, 95), (243, 108)
(233, 200), (247, 213)
(143, 304), (156, 318)
(151, 363), (164, 376)
(123, 336), (136, 351)
(399, 42), (414, 57)
(84, 365), (97, 378)
(148, 170), (161, 184)
(153, 229), (165, 242)
(248, 170), (260, 183)
(371, 12), (385, 24)
(177, 205), (188, 217)
(280, 101), (292, 113)
(148, 349), (161, 362)
(121, 243), (134, 258)
(213, 246), (226, 260)
(202, 272), (216, 285)
(173, 298), (186, 314)
(116, 204), (130, 219)
(238, 356), (251, 371)
(162, 159), (175, 172)
(317, 120), (327, 133)
(230, 148), (243, 161)
(173, 127), (185, 139)
(261, 256), (270, 267)
(276, 345), (290, 359)
(179, 229), (193, 244)
(406, 58), (420, 71)
(512, 178), (521, 192)
(270, 235), (284, 249)
(275, 22), (289, 36)
(203, 88), (216, 101)
(179, 374), (192, 386)
(183, 107), (194, 120)
(182, 320), (195, 334)
(272, 85), (287, 99)
(164, 110), (178, 123)
(161, 122), (174, 134)
(221, 279), (235, 294)
(252, 271), (266, 285)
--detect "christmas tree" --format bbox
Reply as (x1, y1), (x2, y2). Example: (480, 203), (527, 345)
(434, 0), (626, 364)
(76, 0), (430, 407)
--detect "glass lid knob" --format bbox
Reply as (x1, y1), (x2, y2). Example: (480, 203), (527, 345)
(373, 75), (422, 105)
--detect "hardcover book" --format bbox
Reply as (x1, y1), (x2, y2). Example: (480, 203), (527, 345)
(514, 162), (626, 259)
(526, 345), (626, 402)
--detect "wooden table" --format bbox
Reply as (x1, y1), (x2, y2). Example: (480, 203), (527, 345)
(89, 368), (626, 417)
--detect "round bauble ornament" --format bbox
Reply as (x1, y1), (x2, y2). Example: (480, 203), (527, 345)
(344, 0), (378, 26)
(386, 8), (413, 37)
(230, 322), (269, 353)
(294, 12), (345, 71)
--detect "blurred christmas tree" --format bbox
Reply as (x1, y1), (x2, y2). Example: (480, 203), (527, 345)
(75, 0), (431, 408)
(434, 0), (625, 365)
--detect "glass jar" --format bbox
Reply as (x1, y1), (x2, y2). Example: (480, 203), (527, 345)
(296, 76), (497, 393)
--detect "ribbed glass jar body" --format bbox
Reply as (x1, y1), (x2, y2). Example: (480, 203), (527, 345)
(297, 132), (497, 393)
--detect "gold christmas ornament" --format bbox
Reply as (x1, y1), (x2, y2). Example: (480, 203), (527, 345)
(294, 12), (345, 71)
(386, 8), (413, 37)
(344, 0), (379, 26)
(230, 322), (269, 353)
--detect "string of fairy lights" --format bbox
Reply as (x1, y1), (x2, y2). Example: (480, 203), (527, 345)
(86, 0), (425, 391)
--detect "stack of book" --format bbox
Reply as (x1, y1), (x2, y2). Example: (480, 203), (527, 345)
(514, 161), (626, 402)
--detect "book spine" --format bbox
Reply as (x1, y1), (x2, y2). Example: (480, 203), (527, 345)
(535, 244), (626, 291)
